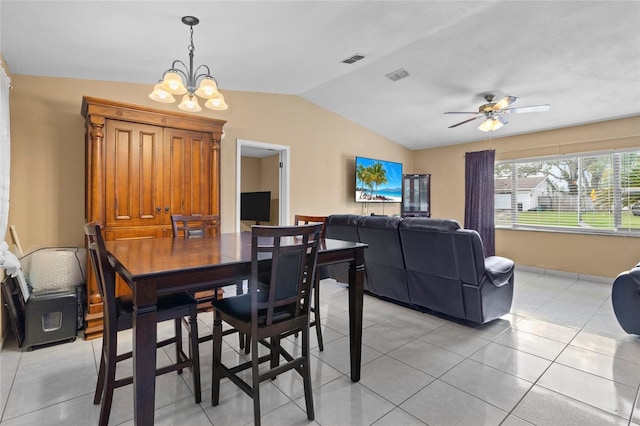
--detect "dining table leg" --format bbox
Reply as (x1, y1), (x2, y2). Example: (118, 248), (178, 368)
(348, 248), (365, 382)
(133, 286), (158, 426)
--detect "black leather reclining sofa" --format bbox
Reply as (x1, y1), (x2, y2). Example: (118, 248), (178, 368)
(325, 214), (515, 324)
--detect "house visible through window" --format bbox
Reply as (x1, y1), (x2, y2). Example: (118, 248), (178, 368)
(495, 150), (640, 234)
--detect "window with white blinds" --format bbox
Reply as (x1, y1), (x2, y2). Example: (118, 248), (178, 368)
(495, 149), (640, 234)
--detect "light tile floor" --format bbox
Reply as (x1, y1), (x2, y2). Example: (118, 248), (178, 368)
(1, 267), (640, 425)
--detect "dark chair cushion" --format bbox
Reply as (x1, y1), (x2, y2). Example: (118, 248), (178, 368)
(212, 290), (294, 325)
(116, 292), (197, 327)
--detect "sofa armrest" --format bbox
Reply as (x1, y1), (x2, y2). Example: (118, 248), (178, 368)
(484, 256), (515, 287)
(629, 264), (640, 286)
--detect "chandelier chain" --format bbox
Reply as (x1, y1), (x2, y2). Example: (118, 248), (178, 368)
(189, 25), (195, 55)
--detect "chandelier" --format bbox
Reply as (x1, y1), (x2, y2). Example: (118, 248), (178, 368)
(149, 16), (228, 112)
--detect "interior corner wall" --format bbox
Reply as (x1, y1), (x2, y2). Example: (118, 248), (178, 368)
(7, 74), (412, 251)
(412, 116), (640, 278)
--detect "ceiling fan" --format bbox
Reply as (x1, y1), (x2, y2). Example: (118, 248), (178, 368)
(444, 94), (550, 132)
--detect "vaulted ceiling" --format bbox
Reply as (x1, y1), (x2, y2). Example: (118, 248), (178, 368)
(1, 1), (639, 150)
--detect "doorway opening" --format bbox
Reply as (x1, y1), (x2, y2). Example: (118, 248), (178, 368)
(236, 139), (290, 232)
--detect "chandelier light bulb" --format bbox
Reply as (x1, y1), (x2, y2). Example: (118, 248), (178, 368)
(195, 77), (219, 99)
(205, 93), (228, 111)
(148, 83), (176, 103)
(160, 71), (187, 95)
(178, 94), (202, 112)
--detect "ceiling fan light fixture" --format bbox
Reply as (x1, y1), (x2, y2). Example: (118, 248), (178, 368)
(446, 94), (546, 131)
(478, 117), (504, 132)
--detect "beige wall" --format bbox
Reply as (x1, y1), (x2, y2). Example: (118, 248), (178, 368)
(413, 116), (640, 278)
(6, 74), (411, 253)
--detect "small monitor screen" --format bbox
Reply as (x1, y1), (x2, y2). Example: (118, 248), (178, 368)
(240, 191), (271, 222)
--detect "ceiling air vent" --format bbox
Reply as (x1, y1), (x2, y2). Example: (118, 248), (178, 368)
(342, 54), (365, 64)
(385, 68), (410, 82)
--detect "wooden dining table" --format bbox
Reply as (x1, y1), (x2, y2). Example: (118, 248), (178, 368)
(105, 232), (367, 426)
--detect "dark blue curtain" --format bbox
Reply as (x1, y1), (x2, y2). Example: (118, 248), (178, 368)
(464, 150), (495, 257)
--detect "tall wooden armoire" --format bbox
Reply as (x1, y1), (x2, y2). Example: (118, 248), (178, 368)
(81, 97), (226, 339)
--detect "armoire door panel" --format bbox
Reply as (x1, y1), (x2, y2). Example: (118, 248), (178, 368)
(105, 120), (163, 227)
(164, 128), (212, 216)
(112, 126), (135, 221)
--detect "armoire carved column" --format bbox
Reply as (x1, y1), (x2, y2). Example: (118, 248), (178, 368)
(81, 97), (225, 339)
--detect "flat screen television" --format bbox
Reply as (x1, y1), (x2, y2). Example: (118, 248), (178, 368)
(355, 156), (403, 203)
(241, 191), (271, 222)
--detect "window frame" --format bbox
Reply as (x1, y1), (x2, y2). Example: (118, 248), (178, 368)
(495, 148), (640, 237)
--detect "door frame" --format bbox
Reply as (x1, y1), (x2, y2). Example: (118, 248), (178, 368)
(236, 139), (290, 232)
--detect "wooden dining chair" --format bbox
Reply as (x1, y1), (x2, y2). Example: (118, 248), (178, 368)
(170, 214), (244, 346)
(84, 223), (201, 426)
(242, 214), (328, 353)
(211, 224), (322, 426)
(171, 214), (220, 239)
(171, 214), (223, 311)
(293, 214), (328, 351)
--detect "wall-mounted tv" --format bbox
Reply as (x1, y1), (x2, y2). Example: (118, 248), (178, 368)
(355, 156), (403, 203)
(241, 191), (271, 222)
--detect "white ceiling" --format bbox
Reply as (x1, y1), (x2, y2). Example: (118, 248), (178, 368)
(1, 1), (639, 150)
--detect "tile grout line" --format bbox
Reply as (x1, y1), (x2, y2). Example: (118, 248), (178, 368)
(503, 285), (632, 425)
(0, 350), (21, 424)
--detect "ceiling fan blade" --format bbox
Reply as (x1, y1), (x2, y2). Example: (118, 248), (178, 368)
(444, 111), (479, 114)
(448, 115), (483, 128)
(503, 104), (550, 114)
(493, 95), (518, 110)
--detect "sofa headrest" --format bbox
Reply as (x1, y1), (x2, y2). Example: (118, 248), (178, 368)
(326, 214), (362, 226)
(399, 217), (461, 233)
(357, 215), (403, 230)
